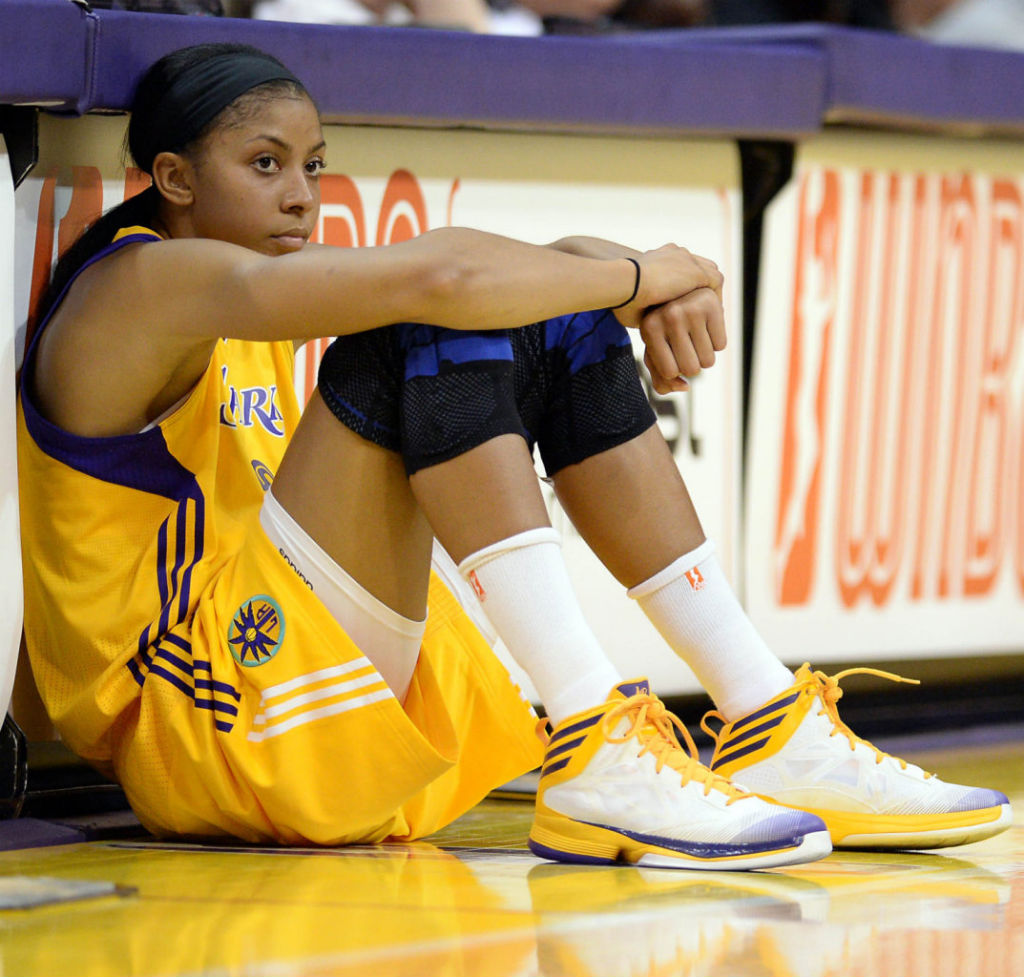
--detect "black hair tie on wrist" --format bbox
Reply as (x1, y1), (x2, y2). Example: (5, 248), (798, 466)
(611, 257), (641, 310)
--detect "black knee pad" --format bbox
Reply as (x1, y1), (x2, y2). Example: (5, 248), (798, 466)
(318, 323), (531, 475)
(316, 313), (656, 479)
(400, 360), (529, 475)
(317, 327), (403, 453)
(534, 340), (656, 476)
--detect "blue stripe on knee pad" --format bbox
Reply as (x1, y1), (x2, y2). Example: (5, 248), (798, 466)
(543, 309), (633, 375)
(397, 323), (515, 381)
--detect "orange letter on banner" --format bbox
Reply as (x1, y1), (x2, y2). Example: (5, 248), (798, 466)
(836, 172), (911, 607)
(27, 170), (58, 336)
(965, 179), (1022, 595)
(123, 166), (150, 201)
(909, 175), (946, 600)
(57, 166), (104, 259)
(316, 174), (366, 249)
(935, 176), (978, 598)
(774, 169), (840, 605)
(26, 166), (104, 340)
(376, 170), (428, 245)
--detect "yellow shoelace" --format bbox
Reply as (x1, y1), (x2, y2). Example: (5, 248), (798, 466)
(603, 694), (748, 803)
(796, 665), (933, 775)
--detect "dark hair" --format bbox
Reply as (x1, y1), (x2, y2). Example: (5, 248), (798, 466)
(34, 43), (308, 325)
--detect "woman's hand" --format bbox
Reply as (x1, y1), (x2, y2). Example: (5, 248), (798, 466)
(637, 286), (726, 394)
(611, 245), (726, 393)
(612, 244), (723, 328)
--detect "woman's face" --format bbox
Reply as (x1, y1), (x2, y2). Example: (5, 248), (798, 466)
(184, 92), (325, 256)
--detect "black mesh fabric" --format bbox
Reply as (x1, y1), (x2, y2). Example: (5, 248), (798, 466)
(317, 328), (403, 452)
(318, 317), (656, 476)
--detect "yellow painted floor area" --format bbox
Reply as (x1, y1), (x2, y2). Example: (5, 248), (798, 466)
(0, 736), (1021, 977)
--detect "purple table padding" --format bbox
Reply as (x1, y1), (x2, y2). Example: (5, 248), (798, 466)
(3, 4), (1024, 136)
(652, 24), (1024, 134)
(85, 11), (825, 135)
(0, 0), (93, 111)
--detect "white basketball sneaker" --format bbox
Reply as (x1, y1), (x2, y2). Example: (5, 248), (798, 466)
(705, 664), (1012, 849)
(529, 679), (832, 870)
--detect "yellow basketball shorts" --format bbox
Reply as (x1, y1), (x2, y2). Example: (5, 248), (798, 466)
(111, 526), (543, 846)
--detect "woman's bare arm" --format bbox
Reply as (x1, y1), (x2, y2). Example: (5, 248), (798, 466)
(127, 227), (716, 343)
(32, 228), (720, 437)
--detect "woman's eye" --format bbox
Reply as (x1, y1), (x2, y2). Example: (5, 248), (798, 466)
(306, 158), (326, 176)
(253, 156), (279, 172)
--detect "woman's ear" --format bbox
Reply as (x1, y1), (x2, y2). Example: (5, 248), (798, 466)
(151, 151), (195, 207)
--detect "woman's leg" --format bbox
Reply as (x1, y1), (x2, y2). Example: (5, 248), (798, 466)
(410, 433), (620, 727)
(273, 392), (433, 620)
(549, 423), (793, 722)
(304, 317), (830, 870)
(268, 393), (434, 700)
(273, 326), (623, 724)
(549, 390), (1011, 853)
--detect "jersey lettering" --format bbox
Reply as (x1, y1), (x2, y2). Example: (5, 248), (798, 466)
(220, 365), (286, 436)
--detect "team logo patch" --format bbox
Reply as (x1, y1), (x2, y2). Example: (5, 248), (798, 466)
(228, 596), (285, 667)
(684, 567), (705, 592)
(468, 570), (487, 602)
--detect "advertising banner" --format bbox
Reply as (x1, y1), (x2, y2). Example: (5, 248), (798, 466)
(748, 131), (1024, 663)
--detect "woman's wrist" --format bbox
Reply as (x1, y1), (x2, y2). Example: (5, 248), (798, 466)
(611, 257), (641, 310)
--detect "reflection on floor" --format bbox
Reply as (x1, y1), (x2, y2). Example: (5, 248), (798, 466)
(0, 735), (1020, 976)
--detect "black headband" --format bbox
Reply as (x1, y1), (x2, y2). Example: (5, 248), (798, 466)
(133, 52), (304, 173)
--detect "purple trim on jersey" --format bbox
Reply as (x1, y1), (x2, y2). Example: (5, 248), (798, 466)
(161, 632), (192, 655)
(145, 661), (193, 699)
(147, 492), (205, 662)
(20, 229), (201, 501)
(154, 646), (191, 676)
(131, 638), (240, 729)
(194, 698), (239, 717)
(155, 522), (170, 609)
(26, 232), (161, 362)
(195, 678), (242, 701)
(127, 657), (145, 688)
(193, 660), (242, 702)
(20, 394), (201, 502)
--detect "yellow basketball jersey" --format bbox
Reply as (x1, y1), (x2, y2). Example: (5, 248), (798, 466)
(18, 227), (543, 845)
(18, 227), (301, 770)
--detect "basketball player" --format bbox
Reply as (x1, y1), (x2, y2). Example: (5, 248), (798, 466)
(18, 43), (1009, 867)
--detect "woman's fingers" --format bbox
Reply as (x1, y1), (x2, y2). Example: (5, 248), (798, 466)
(639, 287), (725, 385)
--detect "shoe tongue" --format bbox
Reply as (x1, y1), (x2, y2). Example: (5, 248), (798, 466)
(794, 663), (816, 682)
(612, 679), (650, 700)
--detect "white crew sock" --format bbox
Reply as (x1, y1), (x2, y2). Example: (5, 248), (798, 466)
(628, 540), (793, 721)
(458, 528), (622, 727)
